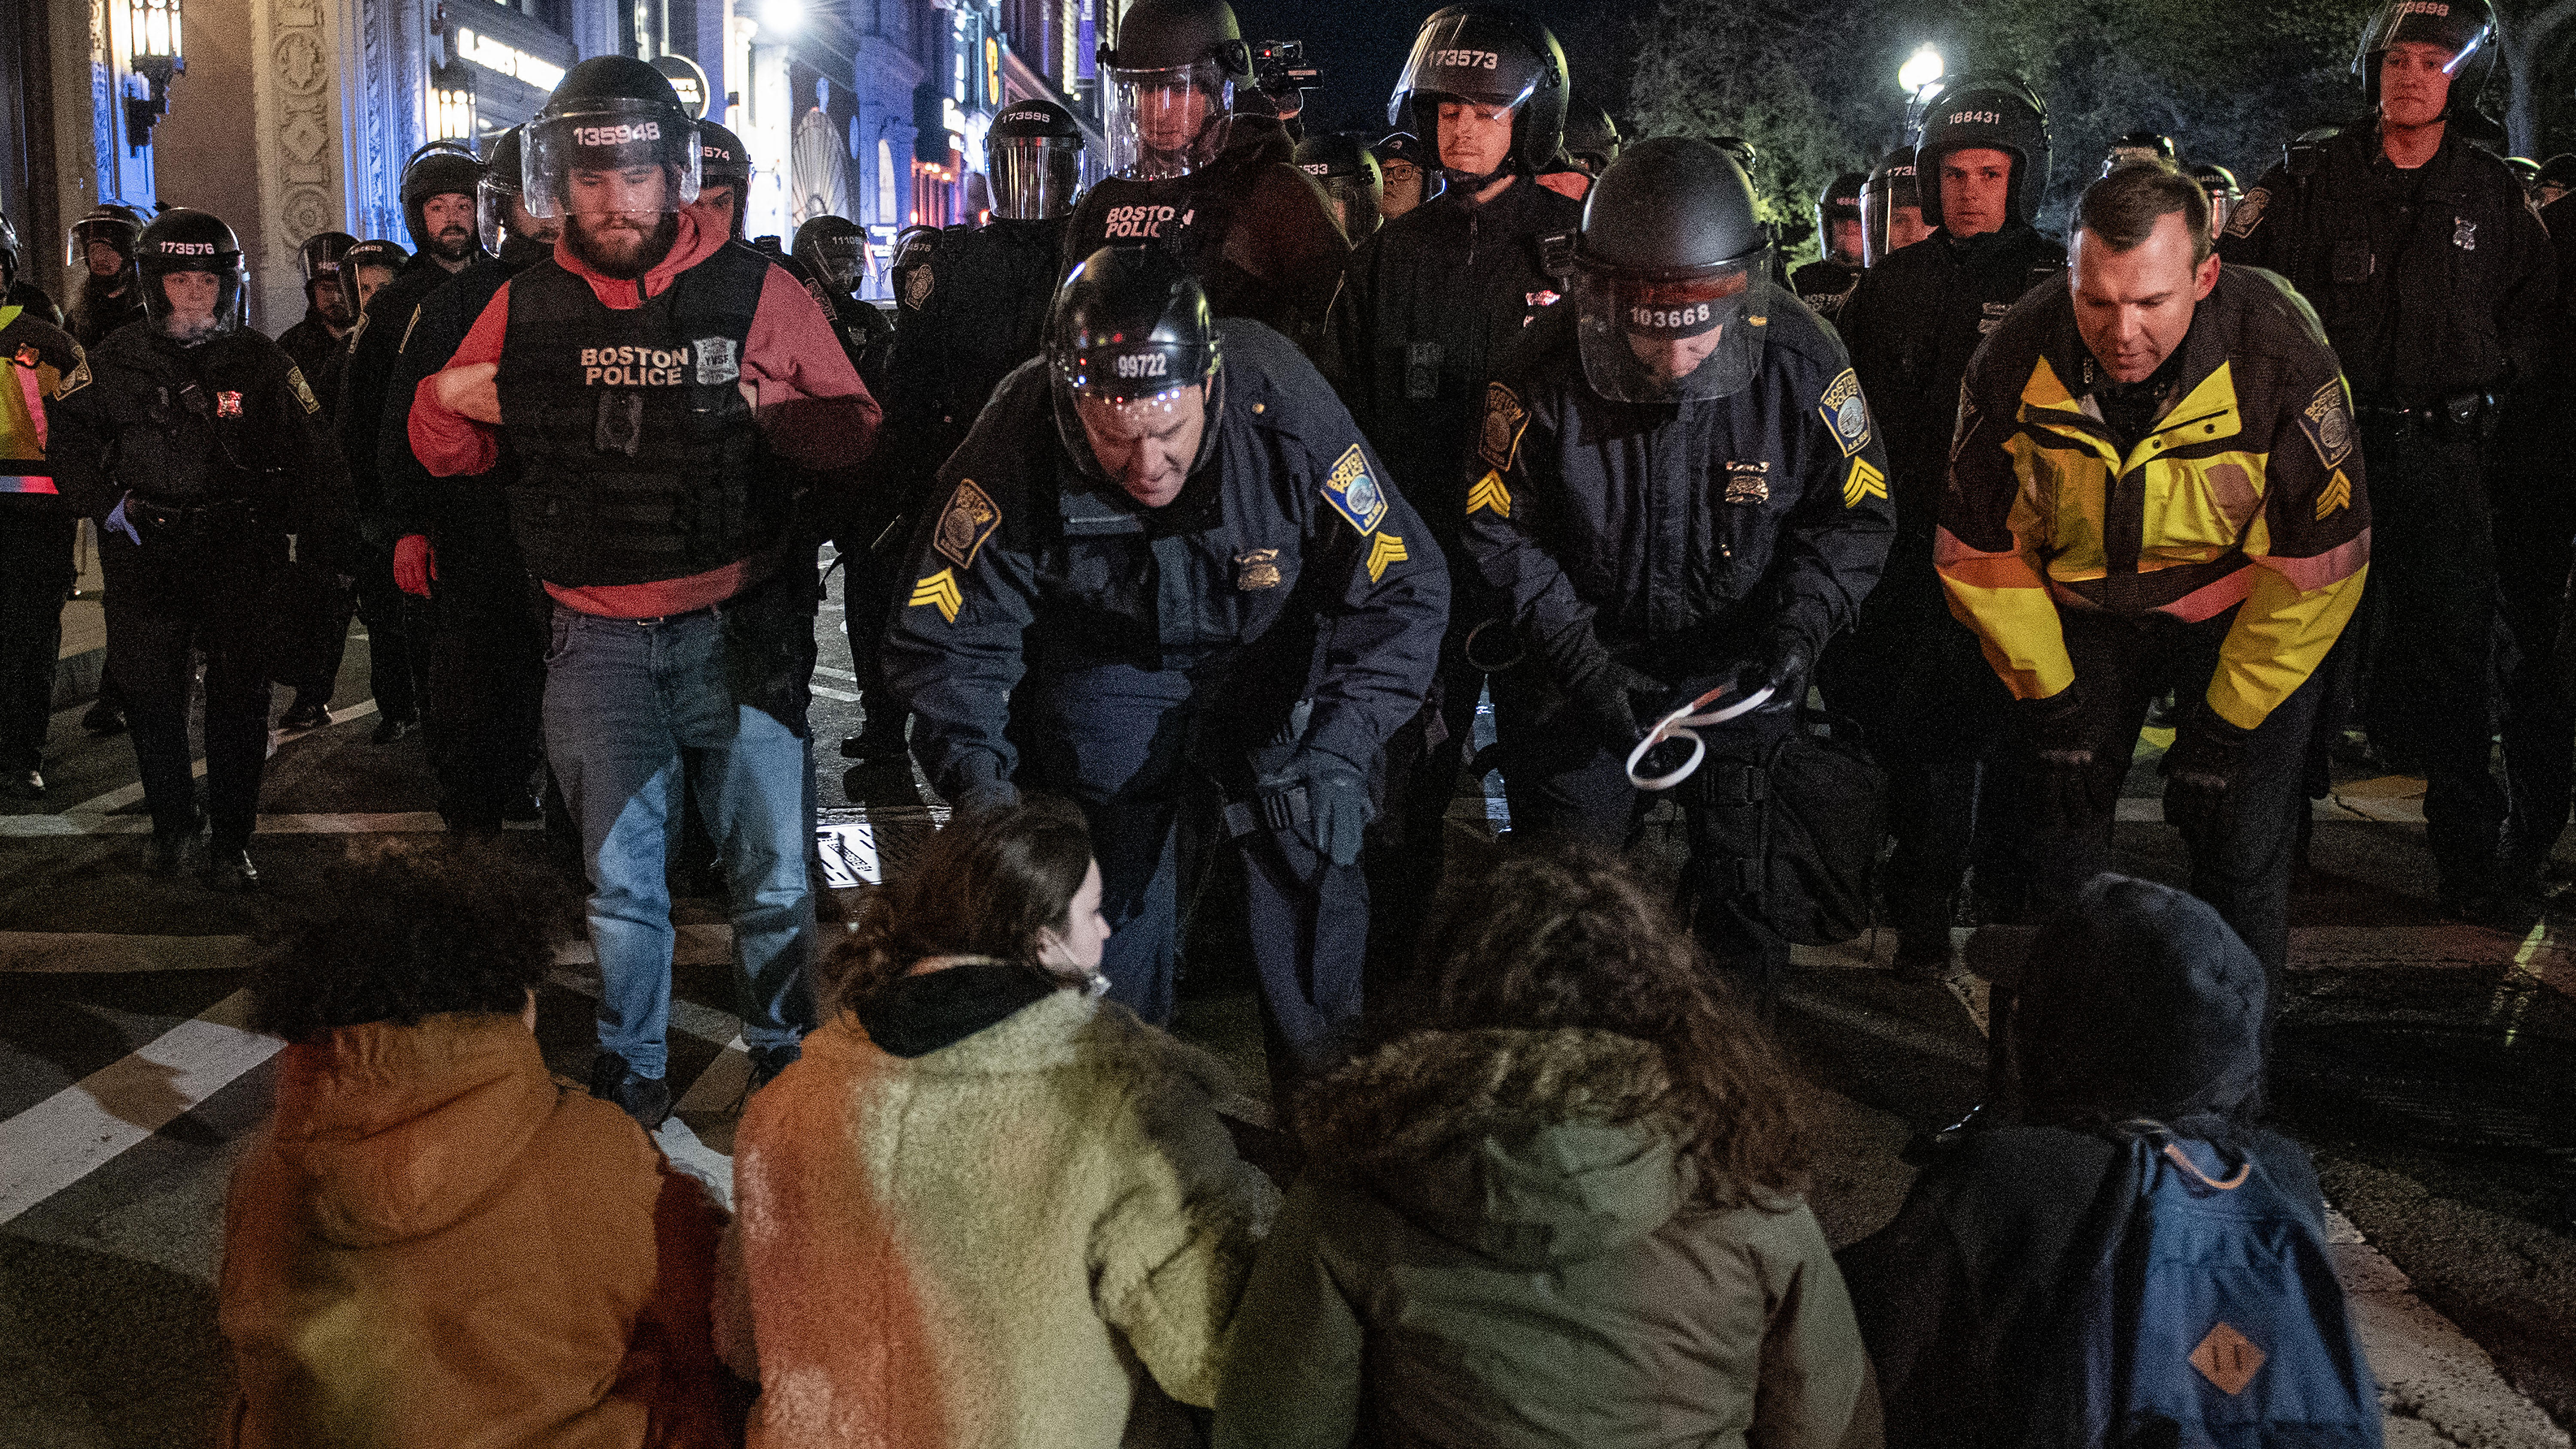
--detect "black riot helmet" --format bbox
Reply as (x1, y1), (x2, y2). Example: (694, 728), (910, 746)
(1562, 95), (1621, 173)
(793, 216), (871, 296)
(1388, 5), (1570, 179)
(340, 238), (410, 319)
(1048, 246), (1225, 486)
(400, 141), (486, 261)
(988, 98), (1087, 220)
(136, 208), (246, 342)
(1097, 0), (1249, 181)
(297, 231), (356, 285)
(1860, 146), (1922, 266)
(1815, 172), (1866, 263)
(1713, 135), (1758, 176)
(1912, 73), (2051, 231)
(694, 121), (753, 239)
(1294, 133), (1383, 241)
(2187, 162), (2242, 236)
(2354, 0), (2497, 115)
(523, 55), (702, 221)
(478, 125), (559, 263)
(68, 202), (146, 277)
(2102, 131), (2177, 176)
(1570, 136), (1771, 403)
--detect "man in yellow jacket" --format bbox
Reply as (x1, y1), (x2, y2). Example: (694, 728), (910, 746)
(1938, 161), (2369, 978)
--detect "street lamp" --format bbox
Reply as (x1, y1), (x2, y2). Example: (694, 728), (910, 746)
(758, 0), (803, 36)
(123, 0), (184, 147)
(1898, 45), (1943, 97)
(431, 58), (475, 143)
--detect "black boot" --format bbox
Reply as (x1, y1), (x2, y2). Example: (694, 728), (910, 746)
(588, 1050), (671, 1131)
(201, 845), (259, 892)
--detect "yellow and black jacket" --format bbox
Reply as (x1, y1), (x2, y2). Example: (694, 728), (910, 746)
(1936, 264), (2369, 729)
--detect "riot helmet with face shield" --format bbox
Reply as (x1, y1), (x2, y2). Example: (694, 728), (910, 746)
(401, 141), (486, 264)
(1048, 246), (1224, 501)
(2102, 131), (2177, 176)
(137, 208), (246, 343)
(1859, 147), (1924, 265)
(339, 238), (410, 320)
(1570, 136), (1772, 403)
(2353, 0), (2497, 115)
(1912, 73), (2051, 232)
(1096, 0), (1249, 182)
(522, 56), (702, 222)
(1294, 133), (1383, 241)
(68, 203), (146, 281)
(793, 215), (872, 297)
(988, 99), (1088, 219)
(2187, 162), (2242, 237)
(1815, 172), (1865, 264)
(1388, 5), (1569, 183)
(478, 126), (559, 263)
(695, 121), (753, 239)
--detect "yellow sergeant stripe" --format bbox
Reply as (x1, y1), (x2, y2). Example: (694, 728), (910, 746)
(1366, 532), (1408, 583)
(2316, 469), (2351, 520)
(1843, 456), (1886, 508)
(909, 568), (963, 623)
(1466, 471), (1513, 518)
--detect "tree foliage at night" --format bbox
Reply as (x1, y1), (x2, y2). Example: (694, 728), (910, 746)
(1621, 0), (2575, 260)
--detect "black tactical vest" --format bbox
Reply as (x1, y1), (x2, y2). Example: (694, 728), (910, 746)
(496, 243), (779, 586)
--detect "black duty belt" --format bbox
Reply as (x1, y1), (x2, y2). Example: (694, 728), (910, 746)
(2360, 391), (2494, 434)
(130, 495), (255, 538)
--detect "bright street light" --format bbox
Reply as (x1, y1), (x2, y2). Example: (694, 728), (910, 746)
(758, 0), (803, 34)
(1899, 44), (1944, 96)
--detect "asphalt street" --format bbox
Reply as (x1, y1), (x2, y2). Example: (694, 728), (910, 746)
(1, 553), (2571, 1446)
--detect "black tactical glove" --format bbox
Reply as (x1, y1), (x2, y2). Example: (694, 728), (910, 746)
(1255, 746), (1372, 867)
(2020, 683), (2101, 824)
(948, 756), (1020, 816)
(1564, 655), (1661, 751)
(1730, 634), (1814, 714)
(2161, 700), (2253, 849)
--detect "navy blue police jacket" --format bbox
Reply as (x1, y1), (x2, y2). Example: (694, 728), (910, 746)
(881, 320), (1449, 798)
(1461, 285), (1895, 688)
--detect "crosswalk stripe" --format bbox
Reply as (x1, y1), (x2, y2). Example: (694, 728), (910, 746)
(61, 700), (382, 817)
(0, 988), (283, 1227)
(0, 811), (460, 837)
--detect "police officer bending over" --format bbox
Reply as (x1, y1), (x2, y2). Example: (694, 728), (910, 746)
(2223, 0), (2553, 923)
(882, 247), (1445, 1084)
(1462, 138), (1893, 1010)
(51, 210), (357, 887)
(1941, 161), (2369, 981)
(410, 58), (883, 1129)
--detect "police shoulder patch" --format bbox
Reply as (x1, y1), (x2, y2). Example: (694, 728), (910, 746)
(902, 263), (934, 311)
(932, 478), (1002, 568)
(52, 353), (91, 399)
(1321, 443), (1388, 535)
(2299, 378), (2355, 471)
(1817, 368), (1871, 457)
(1479, 382), (1528, 471)
(286, 366), (321, 415)
(2225, 186), (2269, 239)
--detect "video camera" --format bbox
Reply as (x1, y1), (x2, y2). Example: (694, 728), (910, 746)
(1250, 39), (1318, 100)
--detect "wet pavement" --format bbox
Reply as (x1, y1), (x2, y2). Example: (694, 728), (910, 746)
(1, 553), (2571, 1444)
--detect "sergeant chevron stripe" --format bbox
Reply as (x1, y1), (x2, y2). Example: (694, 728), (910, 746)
(1466, 470), (1513, 518)
(1366, 532), (1409, 583)
(909, 568), (963, 623)
(2316, 469), (2351, 520)
(1843, 456), (1887, 508)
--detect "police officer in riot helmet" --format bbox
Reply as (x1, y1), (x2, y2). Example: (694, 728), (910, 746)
(1329, 1), (1585, 981)
(49, 209), (357, 887)
(2103, 129), (2178, 175)
(2223, 0), (2555, 924)
(882, 246), (1444, 1091)
(1537, 95), (1617, 200)
(373, 122), (557, 830)
(1294, 132), (1383, 241)
(2188, 161), (2243, 239)
(403, 142), (486, 276)
(1064, 0), (1347, 352)
(0, 214), (61, 327)
(1792, 171), (1868, 320)
(1463, 137), (1893, 1011)
(66, 203), (149, 348)
(1859, 145), (1933, 265)
(1372, 131), (1442, 221)
(1819, 73), (2064, 977)
(412, 55), (880, 1127)
(274, 232), (357, 378)
(792, 217), (890, 389)
(696, 122), (755, 241)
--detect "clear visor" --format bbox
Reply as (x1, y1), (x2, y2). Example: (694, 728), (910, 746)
(802, 235), (869, 291)
(2356, 2), (2492, 75)
(1055, 341), (1208, 403)
(1860, 178), (1919, 267)
(1390, 14), (1545, 122)
(141, 261), (244, 341)
(68, 221), (137, 272)
(1103, 61), (1234, 181)
(1048, 362), (1221, 486)
(990, 136), (1084, 219)
(2204, 188), (2233, 239)
(523, 100), (701, 221)
(1573, 265), (1764, 404)
(1318, 179), (1381, 241)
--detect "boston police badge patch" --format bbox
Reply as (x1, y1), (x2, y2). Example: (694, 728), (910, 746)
(903, 264), (934, 311)
(54, 355), (90, 398)
(694, 337), (741, 386)
(1234, 548), (1282, 590)
(1817, 368), (1871, 457)
(1723, 461), (1770, 505)
(286, 367), (319, 415)
(2300, 380), (2354, 471)
(1479, 383), (1528, 471)
(1322, 444), (1389, 535)
(933, 479), (1003, 569)
(2225, 186), (2268, 239)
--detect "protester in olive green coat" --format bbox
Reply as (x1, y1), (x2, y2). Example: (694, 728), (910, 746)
(1214, 839), (1878, 1449)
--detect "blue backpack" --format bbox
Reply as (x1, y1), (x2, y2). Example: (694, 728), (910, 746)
(2047, 1123), (2383, 1449)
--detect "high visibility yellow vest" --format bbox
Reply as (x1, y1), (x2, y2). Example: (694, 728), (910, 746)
(0, 305), (55, 496)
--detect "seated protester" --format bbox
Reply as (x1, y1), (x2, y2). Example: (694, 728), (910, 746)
(1838, 874), (2374, 1449)
(1214, 837), (1876, 1449)
(218, 844), (733, 1449)
(723, 798), (1279, 1449)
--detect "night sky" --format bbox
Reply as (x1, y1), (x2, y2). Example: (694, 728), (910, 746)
(1234, 0), (1643, 140)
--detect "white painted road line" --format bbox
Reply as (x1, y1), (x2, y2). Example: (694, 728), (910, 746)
(0, 987), (283, 1227)
(0, 811), (454, 837)
(810, 683), (863, 703)
(64, 701), (381, 817)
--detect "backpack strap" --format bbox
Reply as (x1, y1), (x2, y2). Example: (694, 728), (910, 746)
(2121, 1117), (2254, 1191)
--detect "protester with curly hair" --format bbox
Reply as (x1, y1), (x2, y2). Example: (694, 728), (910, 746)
(1214, 835), (1877, 1449)
(217, 842), (736, 1449)
(723, 798), (1279, 1448)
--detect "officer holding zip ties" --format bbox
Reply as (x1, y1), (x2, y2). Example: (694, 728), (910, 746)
(1460, 137), (1892, 1012)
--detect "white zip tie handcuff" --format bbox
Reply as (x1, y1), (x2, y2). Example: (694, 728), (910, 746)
(1625, 683), (1774, 790)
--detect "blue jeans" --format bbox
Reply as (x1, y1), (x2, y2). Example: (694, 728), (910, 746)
(542, 586), (820, 1077)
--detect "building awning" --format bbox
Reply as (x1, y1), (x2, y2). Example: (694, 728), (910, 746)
(999, 49), (1104, 155)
